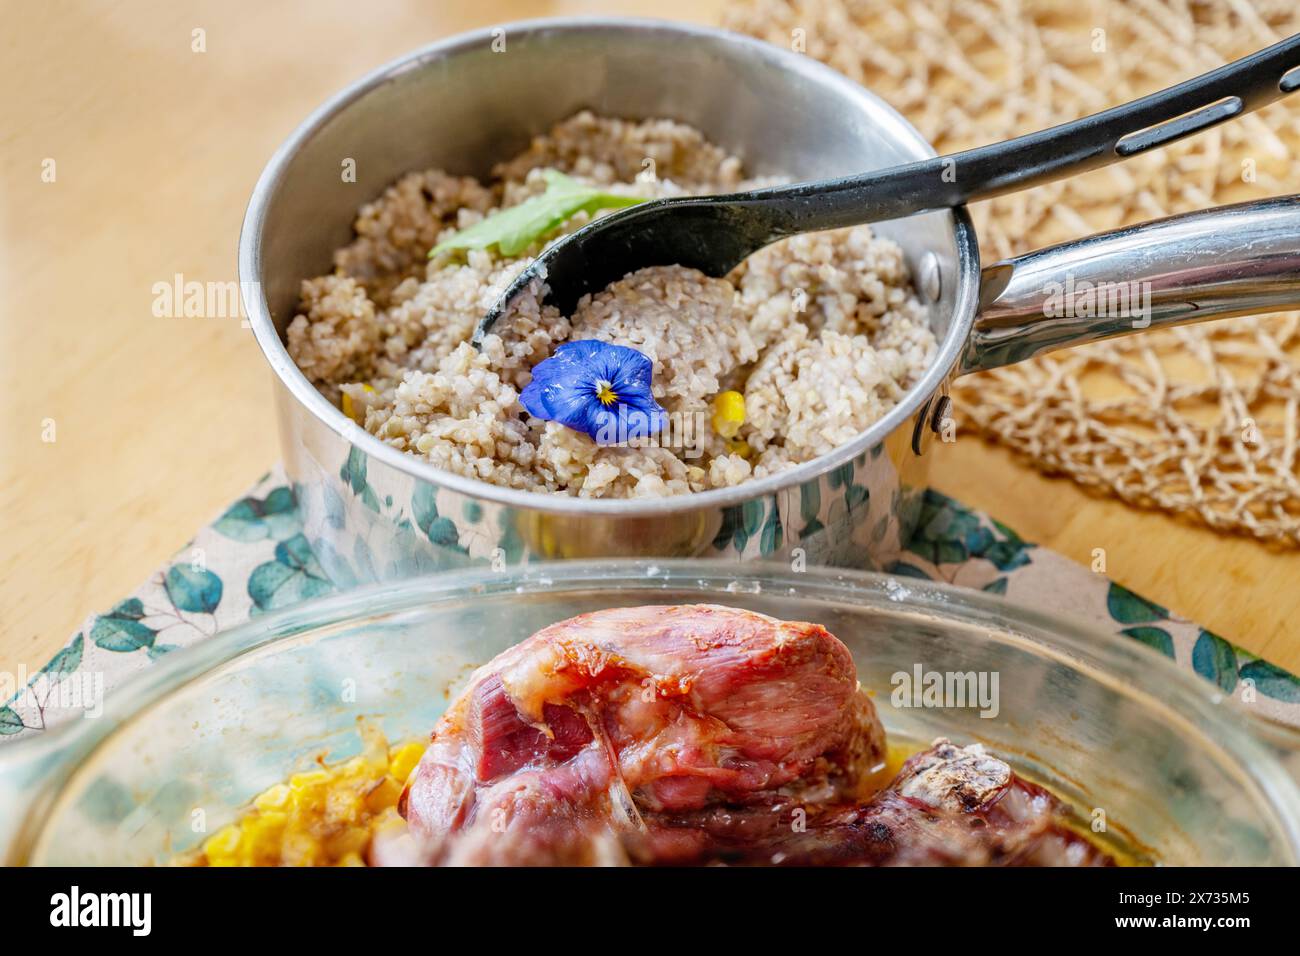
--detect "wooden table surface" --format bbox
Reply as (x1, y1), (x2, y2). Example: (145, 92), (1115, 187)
(3, 0), (1298, 676)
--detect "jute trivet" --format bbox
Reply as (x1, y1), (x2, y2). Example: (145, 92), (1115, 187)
(725, 0), (1300, 544)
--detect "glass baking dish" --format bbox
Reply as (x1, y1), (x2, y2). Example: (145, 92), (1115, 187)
(2, 561), (1297, 865)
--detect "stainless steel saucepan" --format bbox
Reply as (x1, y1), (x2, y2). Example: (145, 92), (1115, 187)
(240, 18), (1300, 583)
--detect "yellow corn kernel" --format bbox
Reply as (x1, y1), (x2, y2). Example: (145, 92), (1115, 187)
(340, 385), (374, 424)
(243, 813), (288, 865)
(280, 831), (324, 867)
(253, 783), (291, 812)
(180, 730), (428, 867)
(289, 769), (331, 790)
(365, 775), (403, 814)
(326, 826), (370, 860)
(712, 390), (746, 439)
(247, 810), (287, 839)
(203, 824), (243, 864)
(326, 787), (365, 826)
(388, 742), (426, 784)
(340, 755), (370, 779)
(726, 438), (752, 458)
(288, 769), (332, 813)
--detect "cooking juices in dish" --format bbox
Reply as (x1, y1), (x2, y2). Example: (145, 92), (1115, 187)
(286, 112), (935, 499)
(188, 606), (1127, 866)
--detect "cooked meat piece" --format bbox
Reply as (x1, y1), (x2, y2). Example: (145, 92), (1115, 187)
(377, 604), (1113, 867)
(637, 739), (1113, 867)
(391, 604), (884, 865)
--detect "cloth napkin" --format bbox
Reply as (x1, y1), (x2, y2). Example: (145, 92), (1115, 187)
(4, 465), (1298, 741)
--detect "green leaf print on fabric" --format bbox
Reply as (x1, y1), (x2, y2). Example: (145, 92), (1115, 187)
(248, 533), (334, 614)
(411, 483), (439, 534)
(496, 512), (525, 565)
(845, 483), (869, 510)
(213, 486), (300, 542)
(759, 500), (784, 556)
(340, 447), (381, 513)
(799, 482), (820, 525)
(1240, 659), (1300, 703)
(312, 537), (358, 590)
(741, 498), (765, 540)
(712, 499), (767, 555)
(1106, 582), (1169, 624)
(90, 599), (156, 652)
(42, 633), (84, 680)
(1191, 630), (1238, 693)
(411, 484), (464, 550)
(886, 561), (932, 580)
(905, 490), (1036, 571)
(2, 635), (86, 723)
(0, 706), (25, 735)
(81, 775), (139, 826)
(712, 505), (744, 553)
(980, 538), (1033, 573)
(1120, 625), (1175, 658)
(426, 518), (460, 548)
(163, 565), (223, 614)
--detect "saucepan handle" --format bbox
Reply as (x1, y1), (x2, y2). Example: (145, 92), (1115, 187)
(961, 195), (1300, 374)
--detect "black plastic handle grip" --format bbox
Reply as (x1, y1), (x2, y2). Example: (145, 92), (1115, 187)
(758, 32), (1300, 233)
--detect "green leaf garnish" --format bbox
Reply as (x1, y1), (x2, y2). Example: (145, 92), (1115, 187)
(430, 170), (646, 259)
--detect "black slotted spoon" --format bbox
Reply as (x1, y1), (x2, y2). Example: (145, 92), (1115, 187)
(473, 32), (1300, 346)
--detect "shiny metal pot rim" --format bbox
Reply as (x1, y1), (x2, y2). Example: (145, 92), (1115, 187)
(238, 16), (980, 517)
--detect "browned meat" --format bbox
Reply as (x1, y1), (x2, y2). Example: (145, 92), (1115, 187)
(389, 604), (883, 865)
(638, 739), (1113, 866)
(375, 605), (1112, 867)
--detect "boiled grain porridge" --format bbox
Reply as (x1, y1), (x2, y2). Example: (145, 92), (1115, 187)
(287, 112), (936, 499)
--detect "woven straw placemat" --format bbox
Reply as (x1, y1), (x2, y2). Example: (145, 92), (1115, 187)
(725, 0), (1300, 544)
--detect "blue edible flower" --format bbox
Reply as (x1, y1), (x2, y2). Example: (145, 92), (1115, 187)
(520, 340), (668, 445)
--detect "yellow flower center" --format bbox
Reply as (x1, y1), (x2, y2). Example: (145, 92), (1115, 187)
(595, 379), (619, 406)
